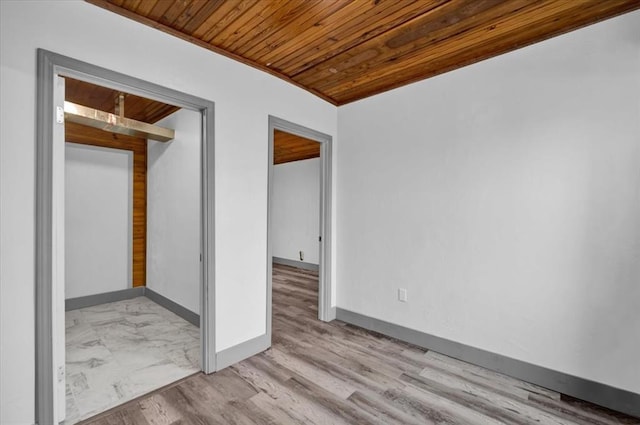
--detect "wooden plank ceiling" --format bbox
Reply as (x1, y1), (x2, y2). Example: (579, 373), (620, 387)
(88, 0), (639, 105)
(274, 130), (320, 165)
(65, 77), (179, 123)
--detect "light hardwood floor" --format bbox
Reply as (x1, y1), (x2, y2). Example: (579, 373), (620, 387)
(80, 264), (638, 424)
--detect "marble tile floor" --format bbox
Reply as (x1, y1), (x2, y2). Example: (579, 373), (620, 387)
(64, 296), (200, 424)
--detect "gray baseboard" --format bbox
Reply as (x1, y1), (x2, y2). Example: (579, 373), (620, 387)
(336, 308), (640, 419)
(66, 287), (144, 311)
(65, 287), (200, 328)
(273, 256), (319, 272)
(216, 333), (270, 371)
(144, 287), (200, 328)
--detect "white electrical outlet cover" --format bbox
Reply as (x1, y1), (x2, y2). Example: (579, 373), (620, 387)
(398, 288), (408, 302)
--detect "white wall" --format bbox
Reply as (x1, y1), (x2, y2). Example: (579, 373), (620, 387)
(147, 109), (201, 314)
(65, 143), (132, 299)
(338, 11), (640, 395)
(0, 1), (337, 423)
(272, 158), (320, 265)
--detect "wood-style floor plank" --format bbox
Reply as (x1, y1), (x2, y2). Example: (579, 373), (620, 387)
(79, 264), (639, 425)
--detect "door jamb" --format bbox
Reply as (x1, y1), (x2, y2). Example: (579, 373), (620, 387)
(35, 49), (216, 424)
(266, 116), (334, 345)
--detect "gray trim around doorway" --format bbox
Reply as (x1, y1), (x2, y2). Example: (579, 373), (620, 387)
(267, 116), (334, 349)
(35, 49), (216, 425)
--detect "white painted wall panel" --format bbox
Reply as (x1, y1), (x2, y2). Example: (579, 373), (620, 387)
(65, 143), (132, 299)
(147, 109), (201, 314)
(272, 158), (320, 265)
(337, 11), (640, 394)
(0, 2), (337, 423)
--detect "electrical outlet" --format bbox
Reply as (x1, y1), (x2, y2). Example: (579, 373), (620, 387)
(299, 251), (304, 261)
(398, 288), (408, 302)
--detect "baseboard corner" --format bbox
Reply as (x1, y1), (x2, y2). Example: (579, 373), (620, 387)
(215, 333), (270, 371)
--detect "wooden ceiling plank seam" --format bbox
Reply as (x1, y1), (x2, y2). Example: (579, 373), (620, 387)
(66, 79), (115, 112)
(275, 142), (320, 150)
(148, 109), (179, 124)
(146, 104), (180, 123)
(326, 1), (640, 97)
(142, 100), (171, 116)
(65, 77), (180, 123)
(280, 147), (321, 155)
(158, 0), (196, 27)
(180, 0), (227, 34)
(217, 0), (288, 50)
(275, 140), (319, 149)
(237, 0), (329, 57)
(279, 0), (448, 76)
(275, 152), (321, 165)
(291, 0), (472, 83)
(201, 0), (262, 44)
(321, 0), (606, 95)
(274, 130), (317, 143)
(171, 0), (210, 31)
(276, 140), (319, 148)
(208, 0), (268, 46)
(247, 0), (349, 64)
(296, 0), (513, 88)
(310, 0), (566, 92)
(276, 149), (320, 157)
(233, 0), (324, 56)
(85, 0), (339, 105)
(331, 2), (638, 103)
(191, 0), (242, 39)
(92, 0), (640, 106)
(147, 0), (174, 22)
(121, 0), (142, 12)
(323, 0), (583, 95)
(274, 129), (320, 164)
(225, 0), (312, 53)
(132, 0), (158, 16)
(253, 0), (363, 67)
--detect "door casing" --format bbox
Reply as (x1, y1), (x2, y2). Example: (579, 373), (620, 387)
(35, 49), (216, 424)
(266, 116), (335, 347)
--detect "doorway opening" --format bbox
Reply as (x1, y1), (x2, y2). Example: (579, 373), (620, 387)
(266, 116), (334, 345)
(62, 77), (203, 423)
(35, 50), (215, 425)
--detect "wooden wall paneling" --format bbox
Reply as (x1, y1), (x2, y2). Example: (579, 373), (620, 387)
(66, 122), (147, 287)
